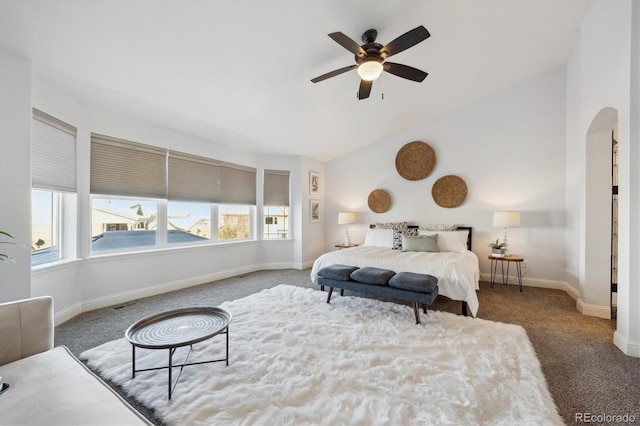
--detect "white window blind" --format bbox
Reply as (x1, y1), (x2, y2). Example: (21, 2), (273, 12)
(217, 162), (256, 205)
(263, 169), (290, 206)
(32, 109), (77, 192)
(90, 134), (167, 198)
(168, 151), (220, 202)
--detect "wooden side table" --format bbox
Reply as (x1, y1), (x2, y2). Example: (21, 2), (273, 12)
(488, 255), (524, 292)
(335, 243), (359, 249)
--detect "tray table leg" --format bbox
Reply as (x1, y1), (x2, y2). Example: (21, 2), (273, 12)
(131, 345), (136, 379)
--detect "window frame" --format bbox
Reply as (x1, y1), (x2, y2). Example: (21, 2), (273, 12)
(31, 109), (78, 268)
(89, 134), (260, 255)
(262, 169), (291, 240)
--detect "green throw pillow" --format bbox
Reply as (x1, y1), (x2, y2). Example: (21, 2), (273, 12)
(401, 235), (440, 252)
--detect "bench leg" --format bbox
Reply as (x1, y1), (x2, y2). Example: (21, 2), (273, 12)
(326, 287), (333, 303)
(461, 301), (468, 316)
(413, 302), (421, 324)
(422, 303), (427, 313)
(340, 289), (344, 296)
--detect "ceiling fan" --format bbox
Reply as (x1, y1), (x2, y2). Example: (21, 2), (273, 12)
(311, 25), (430, 100)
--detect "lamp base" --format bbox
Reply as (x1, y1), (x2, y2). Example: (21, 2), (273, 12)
(344, 234), (351, 246)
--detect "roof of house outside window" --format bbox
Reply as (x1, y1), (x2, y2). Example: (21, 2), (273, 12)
(90, 230), (206, 251)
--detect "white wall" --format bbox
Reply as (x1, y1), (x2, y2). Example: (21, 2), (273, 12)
(325, 66), (568, 287)
(23, 75), (309, 323)
(565, 0), (639, 355)
(584, 128), (614, 311)
(300, 157), (326, 269)
(630, 0), (640, 356)
(0, 51), (32, 302)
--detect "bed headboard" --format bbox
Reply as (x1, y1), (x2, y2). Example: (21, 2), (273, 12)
(456, 226), (473, 251)
(369, 224), (473, 250)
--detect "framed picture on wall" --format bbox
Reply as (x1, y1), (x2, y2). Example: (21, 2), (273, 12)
(310, 199), (320, 222)
(309, 171), (319, 195)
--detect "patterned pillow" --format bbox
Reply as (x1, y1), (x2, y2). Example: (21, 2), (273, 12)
(392, 228), (418, 250)
(420, 224), (457, 231)
(376, 222), (409, 231)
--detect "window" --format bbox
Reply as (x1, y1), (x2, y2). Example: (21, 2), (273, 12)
(264, 207), (289, 238)
(90, 134), (258, 253)
(167, 201), (210, 243)
(218, 205), (252, 241)
(91, 197), (158, 252)
(263, 170), (290, 239)
(31, 189), (60, 264)
(31, 109), (77, 266)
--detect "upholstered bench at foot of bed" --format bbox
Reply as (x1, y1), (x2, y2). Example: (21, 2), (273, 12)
(317, 265), (439, 324)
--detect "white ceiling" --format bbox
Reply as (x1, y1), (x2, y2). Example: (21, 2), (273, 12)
(0, 0), (591, 162)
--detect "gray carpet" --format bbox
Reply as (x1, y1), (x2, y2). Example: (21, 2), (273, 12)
(55, 269), (640, 426)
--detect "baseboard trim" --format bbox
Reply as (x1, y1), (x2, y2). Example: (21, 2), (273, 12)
(576, 298), (611, 319)
(54, 302), (82, 326)
(613, 331), (640, 357)
(79, 262), (297, 314)
(479, 273), (579, 299)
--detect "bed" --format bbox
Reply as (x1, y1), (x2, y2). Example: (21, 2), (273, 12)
(310, 225), (480, 316)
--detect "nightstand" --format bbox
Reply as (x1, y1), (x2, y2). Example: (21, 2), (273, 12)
(335, 243), (359, 249)
(488, 255), (524, 292)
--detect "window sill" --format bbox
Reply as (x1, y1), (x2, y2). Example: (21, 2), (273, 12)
(31, 258), (82, 275)
(88, 238), (259, 262)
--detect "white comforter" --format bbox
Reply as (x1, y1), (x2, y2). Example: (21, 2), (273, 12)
(310, 246), (480, 316)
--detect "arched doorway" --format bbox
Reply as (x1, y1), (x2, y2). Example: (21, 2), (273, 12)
(583, 107), (618, 319)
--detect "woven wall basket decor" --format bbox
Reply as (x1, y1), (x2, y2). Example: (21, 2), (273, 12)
(368, 189), (391, 213)
(395, 141), (436, 181)
(432, 175), (468, 208)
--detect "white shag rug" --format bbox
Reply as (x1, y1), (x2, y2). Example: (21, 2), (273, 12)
(80, 285), (563, 425)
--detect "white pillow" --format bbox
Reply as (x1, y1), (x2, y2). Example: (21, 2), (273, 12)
(363, 228), (394, 248)
(417, 229), (469, 253)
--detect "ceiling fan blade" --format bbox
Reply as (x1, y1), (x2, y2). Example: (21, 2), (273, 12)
(311, 65), (358, 83)
(383, 62), (428, 82)
(328, 32), (366, 57)
(358, 80), (372, 100)
(380, 25), (430, 58)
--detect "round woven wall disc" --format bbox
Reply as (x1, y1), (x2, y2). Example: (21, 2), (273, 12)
(395, 141), (436, 181)
(368, 189), (391, 213)
(432, 175), (467, 208)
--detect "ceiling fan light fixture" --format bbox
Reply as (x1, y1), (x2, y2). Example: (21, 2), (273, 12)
(357, 60), (383, 81)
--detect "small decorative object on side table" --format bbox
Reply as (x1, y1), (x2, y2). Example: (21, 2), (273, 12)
(335, 243), (359, 249)
(488, 255), (524, 292)
(488, 239), (507, 257)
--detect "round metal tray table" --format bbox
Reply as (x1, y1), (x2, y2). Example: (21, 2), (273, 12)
(125, 306), (231, 399)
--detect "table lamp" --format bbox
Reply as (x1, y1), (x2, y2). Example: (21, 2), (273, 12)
(338, 212), (357, 246)
(492, 211), (520, 253)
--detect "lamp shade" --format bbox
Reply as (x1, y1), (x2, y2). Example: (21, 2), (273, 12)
(492, 211), (521, 228)
(338, 212), (357, 225)
(357, 61), (383, 81)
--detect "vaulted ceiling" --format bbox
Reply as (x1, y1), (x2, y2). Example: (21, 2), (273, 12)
(0, 0), (591, 161)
